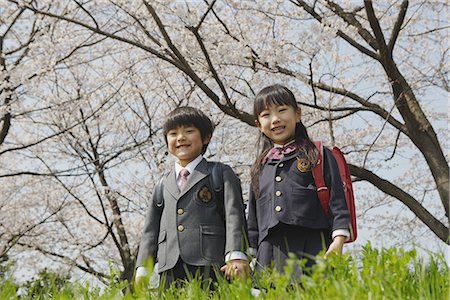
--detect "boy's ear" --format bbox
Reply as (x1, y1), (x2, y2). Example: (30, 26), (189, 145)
(255, 119), (261, 128)
(295, 107), (302, 123)
(203, 134), (212, 145)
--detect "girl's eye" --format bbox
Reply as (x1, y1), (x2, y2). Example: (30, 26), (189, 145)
(260, 112), (269, 118)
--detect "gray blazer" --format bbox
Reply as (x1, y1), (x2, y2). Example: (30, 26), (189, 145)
(136, 159), (247, 273)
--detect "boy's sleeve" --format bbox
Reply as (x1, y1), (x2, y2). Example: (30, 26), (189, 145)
(246, 185), (259, 251)
(135, 189), (161, 269)
(323, 148), (351, 233)
(221, 165), (248, 255)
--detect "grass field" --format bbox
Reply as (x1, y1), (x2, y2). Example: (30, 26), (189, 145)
(1, 243), (448, 299)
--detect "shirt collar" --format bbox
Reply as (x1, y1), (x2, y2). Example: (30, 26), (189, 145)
(273, 139), (296, 148)
(175, 154), (203, 177)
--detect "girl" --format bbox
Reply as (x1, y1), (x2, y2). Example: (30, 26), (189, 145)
(247, 84), (350, 278)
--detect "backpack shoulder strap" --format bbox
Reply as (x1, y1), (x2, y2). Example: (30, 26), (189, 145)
(153, 173), (167, 210)
(312, 141), (331, 217)
(211, 162), (223, 194)
(209, 161), (224, 218)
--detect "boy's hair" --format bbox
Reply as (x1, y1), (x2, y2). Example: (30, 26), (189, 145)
(163, 106), (214, 154)
(251, 84), (317, 196)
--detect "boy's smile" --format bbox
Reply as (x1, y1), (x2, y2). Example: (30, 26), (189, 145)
(167, 125), (210, 167)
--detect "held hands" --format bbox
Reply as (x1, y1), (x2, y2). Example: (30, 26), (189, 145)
(135, 275), (148, 291)
(220, 259), (250, 280)
(325, 235), (346, 257)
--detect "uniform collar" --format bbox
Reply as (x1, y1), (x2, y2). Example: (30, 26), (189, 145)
(273, 140), (296, 148)
(175, 154), (203, 178)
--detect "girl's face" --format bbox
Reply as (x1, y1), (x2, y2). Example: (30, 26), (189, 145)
(166, 125), (211, 167)
(256, 104), (301, 145)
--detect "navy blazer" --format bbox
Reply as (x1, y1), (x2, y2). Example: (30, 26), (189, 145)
(136, 159), (247, 273)
(247, 148), (350, 248)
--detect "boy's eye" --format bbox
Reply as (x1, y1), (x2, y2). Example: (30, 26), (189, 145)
(259, 112), (269, 118)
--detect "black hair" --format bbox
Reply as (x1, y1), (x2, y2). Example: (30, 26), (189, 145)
(163, 106), (214, 154)
(250, 84), (318, 196)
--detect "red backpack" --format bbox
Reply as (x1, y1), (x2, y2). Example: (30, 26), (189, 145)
(312, 141), (357, 243)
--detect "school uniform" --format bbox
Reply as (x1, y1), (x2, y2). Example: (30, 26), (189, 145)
(136, 155), (247, 286)
(247, 144), (350, 274)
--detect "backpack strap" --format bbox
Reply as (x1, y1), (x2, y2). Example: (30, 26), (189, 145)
(312, 141), (331, 217)
(210, 162), (224, 219)
(153, 174), (167, 210)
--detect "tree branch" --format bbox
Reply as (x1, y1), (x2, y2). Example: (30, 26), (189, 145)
(387, 0), (408, 54)
(349, 163), (449, 243)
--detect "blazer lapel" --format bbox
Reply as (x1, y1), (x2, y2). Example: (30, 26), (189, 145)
(178, 159), (208, 199)
(279, 153), (297, 163)
(165, 169), (180, 199)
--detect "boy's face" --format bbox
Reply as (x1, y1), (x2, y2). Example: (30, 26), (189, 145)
(166, 125), (211, 167)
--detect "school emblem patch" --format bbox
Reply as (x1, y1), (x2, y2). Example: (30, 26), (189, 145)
(198, 185), (212, 203)
(296, 157), (311, 173)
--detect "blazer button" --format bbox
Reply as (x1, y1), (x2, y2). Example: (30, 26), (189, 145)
(278, 163), (284, 167)
(275, 191), (282, 197)
(275, 176), (282, 182)
(177, 225), (185, 232)
(275, 205), (282, 212)
(177, 208), (185, 215)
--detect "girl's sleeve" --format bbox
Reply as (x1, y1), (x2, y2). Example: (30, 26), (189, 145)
(246, 185), (259, 251)
(323, 148), (351, 233)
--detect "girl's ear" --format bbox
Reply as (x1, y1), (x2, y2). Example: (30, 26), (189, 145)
(255, 119), (261, 129)
(203, 134), (212, 145)
(295, 107), (302, 123)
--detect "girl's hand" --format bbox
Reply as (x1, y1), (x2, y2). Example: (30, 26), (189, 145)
(325, 235), (346, 257)
(220, 259), (250, 280)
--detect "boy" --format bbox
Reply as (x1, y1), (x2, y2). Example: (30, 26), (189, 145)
(135, 106), (248, 289)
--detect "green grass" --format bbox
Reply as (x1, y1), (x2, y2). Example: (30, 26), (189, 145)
(1, 243), (448, 299)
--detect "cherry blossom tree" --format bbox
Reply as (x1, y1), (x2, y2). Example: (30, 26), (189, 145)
(1, 0), (447, 286)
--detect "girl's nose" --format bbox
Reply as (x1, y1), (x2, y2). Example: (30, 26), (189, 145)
(271, 114), (280, 123)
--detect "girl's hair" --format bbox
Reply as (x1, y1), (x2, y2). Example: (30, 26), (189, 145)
(250, 84), (318, 196)
(163, 106), (214, 154)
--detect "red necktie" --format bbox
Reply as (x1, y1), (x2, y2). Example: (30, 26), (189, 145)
(178, 169), (190, 191)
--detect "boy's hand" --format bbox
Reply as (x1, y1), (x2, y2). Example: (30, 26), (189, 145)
(220, 259), (249, 280)
(325, 235), (346, 257)
(135, 275), (148, 290)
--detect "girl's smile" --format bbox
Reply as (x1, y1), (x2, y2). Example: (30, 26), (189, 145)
(256, 104), (301, 145)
